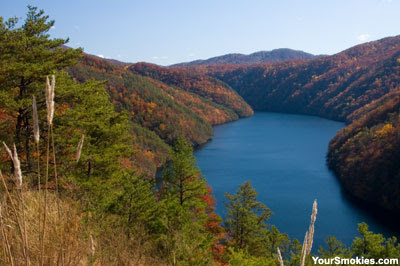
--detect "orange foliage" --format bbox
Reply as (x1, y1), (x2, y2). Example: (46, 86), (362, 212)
(375, 123), (395, 138)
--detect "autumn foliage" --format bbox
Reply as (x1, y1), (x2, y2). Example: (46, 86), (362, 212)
(188, 35), (400, 214)
(68, 55), (254, 175)
(328, 90), (400, 212)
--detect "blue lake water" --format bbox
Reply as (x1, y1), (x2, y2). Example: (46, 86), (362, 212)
(195, 112), (399, 249)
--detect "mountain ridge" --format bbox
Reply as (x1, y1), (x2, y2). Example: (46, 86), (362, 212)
(171, 48), (322, 67)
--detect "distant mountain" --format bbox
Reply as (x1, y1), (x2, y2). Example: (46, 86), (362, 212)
(85, 53), (131, 67)
(171, 48), (320, 67)
(62, 45), (131, 67)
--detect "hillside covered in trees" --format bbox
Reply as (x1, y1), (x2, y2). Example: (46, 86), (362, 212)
(191, 36), (400, 122)
(184, 35), (400, 214)
(328, 90), (400, 213)
(67, 54), (253, 175)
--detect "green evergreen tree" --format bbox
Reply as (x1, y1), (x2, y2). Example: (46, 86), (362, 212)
(0, 6), (81, 169)
(158, 137), (216, 265)
(351, 223), (400, 259)
(264, 225), (290, 256)
(103, 171), (161, 238)
(318, 236), (350, 258)
(224, 181), (273, 253)
(227, 247), (276, 266)
(53, 72), (133, 183)
(161, 136), (207, 209)
(287, 238), (302, 266)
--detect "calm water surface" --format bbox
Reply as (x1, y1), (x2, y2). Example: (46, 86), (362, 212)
(195, 112), (399, 248)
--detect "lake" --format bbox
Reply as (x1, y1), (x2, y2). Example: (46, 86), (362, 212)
(195, 112), (399, 249)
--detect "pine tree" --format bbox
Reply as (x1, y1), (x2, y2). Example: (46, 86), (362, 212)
(161, 136), (207, 210)
(158, 137), (220, 265)
(224, 181), (273, 252)
(318, 236), (350, 258)
(0, 6), (81, 170)
(103, 171), (161, 238)
(351, 223), (400, 259)
(53, 72), (133, 182)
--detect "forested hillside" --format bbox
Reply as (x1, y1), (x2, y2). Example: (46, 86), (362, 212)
(68, 54), (253, 174)
(189, 35), (400, 213)
(128, 62), (254, 118)
(328, 91), (400, 212)
(197, 35), (400, 122)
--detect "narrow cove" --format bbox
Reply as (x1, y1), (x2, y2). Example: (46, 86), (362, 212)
(195, 112), (399, 249)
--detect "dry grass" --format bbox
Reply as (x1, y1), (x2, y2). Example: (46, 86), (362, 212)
(0, 181), (168, 266)
(0, 188), (88, 265)
(92, 225), (165, 266)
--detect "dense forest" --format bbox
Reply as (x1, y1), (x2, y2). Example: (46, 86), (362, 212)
(180, 36), (400, 214)
(328, 90), (400, 213)
(67, 54), (253, 175)
(188, 35), (400, 122)
(1, 6), (400, 266)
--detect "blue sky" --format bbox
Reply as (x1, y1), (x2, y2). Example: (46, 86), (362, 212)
(1, 0), (400, 65)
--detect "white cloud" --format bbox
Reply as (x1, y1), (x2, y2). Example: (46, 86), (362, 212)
(152, 56), (168, 60)
(188, 53), (196, 57)
(50, 25), (56, 30)
(97, 54), (105, 58)
(357, 34), (370, 41)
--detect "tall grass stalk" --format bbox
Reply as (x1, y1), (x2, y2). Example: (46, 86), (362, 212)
(0, 202), (14, 266)
(2, 143), (22, 187)
(90, 234), (95, 259)
(277, 247), (284, 266)
(41, 75), (55, 266)
(2, 143), (30, 265)
(276, 200), (318, 266)
(306, 200), (317, 255)
(32, 96), (41, 191)
(0, 171), (29, 265)
(300, 232), (308, 266)
(76, 134), (85, 162)
(40, 124), (50, 266)
(45, 75), (55, 126)
(51, 124), (65, 265)
(33, 95), (42, 264)
(32, 96), (40, 146)
(46, 75), (65, 265)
